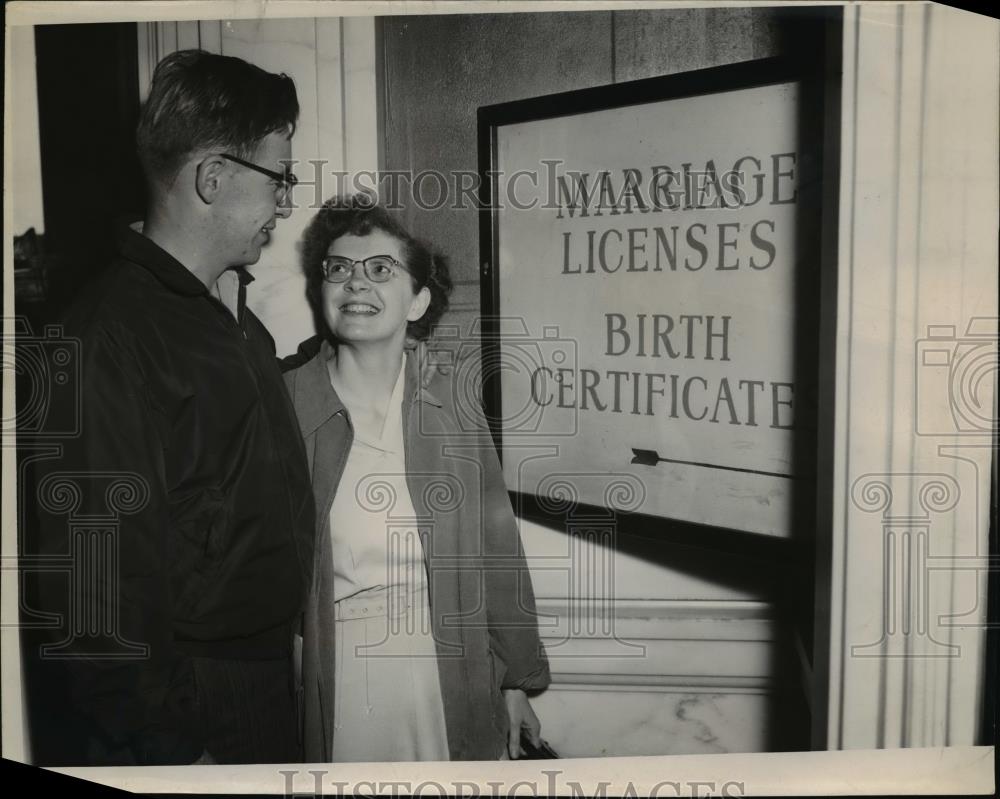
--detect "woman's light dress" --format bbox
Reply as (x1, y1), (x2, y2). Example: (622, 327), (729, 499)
(328, 360), (450, 762)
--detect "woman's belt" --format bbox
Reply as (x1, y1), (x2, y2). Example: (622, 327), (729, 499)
(333, 583), (428, 621)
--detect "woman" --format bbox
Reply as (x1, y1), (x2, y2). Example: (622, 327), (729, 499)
(285, 196), (550, 762)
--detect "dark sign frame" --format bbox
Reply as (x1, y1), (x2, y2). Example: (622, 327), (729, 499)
(475, 53), (830, 556)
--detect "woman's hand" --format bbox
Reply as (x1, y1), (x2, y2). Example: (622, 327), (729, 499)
(503, 688), (541, 759)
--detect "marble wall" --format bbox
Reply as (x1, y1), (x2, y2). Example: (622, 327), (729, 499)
(532, 598), (777, 756)
(9, 26), (45, 235)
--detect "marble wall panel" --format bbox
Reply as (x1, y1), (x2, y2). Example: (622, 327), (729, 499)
(530, 597), (775, 756)
(534, 689), (770, 757)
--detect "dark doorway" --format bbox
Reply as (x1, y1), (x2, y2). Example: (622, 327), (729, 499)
(31, 22), (145, 323)
(18, 22), (144, 766)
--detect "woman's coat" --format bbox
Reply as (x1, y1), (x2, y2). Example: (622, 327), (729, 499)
(284, 342), (551, 761)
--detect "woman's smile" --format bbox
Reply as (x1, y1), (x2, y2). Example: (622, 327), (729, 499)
(339, 301), (381, 315)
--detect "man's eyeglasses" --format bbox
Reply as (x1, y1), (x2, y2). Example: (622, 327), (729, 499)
(220, 153), (298, 201)
(321, 255), (408, 284)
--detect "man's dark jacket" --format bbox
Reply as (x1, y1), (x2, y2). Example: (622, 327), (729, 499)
(32, 224), (315, 765)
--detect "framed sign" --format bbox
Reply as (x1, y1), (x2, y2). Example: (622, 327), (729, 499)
(478, 58), (823, 538)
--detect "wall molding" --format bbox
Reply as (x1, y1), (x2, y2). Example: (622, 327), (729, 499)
(535, 597), (776, 694)
(816, 2), (998, 750)
(549, 676), (772, 694)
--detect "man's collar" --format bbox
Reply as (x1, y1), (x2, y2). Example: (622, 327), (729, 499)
(116, 220), (255, 296)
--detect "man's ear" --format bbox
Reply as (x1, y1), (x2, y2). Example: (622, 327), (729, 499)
(195, 155), (228, 204)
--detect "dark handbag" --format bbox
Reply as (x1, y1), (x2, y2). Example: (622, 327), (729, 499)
(520, 731), (559, 759)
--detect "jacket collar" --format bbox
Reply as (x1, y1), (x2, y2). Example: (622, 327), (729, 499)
(116, 219), (255, 297)
(414, 362), (445, 410)
(292, 339), (443, 438)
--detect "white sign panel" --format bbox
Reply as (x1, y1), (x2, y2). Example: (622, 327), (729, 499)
(491, 79), (802, 537)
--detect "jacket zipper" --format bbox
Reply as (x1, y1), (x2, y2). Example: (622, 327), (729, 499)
(208, 290), (302, 587)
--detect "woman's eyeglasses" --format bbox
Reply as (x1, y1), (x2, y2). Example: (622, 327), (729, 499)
(321, 255), (407, 284)
(220, 153), (298, 202)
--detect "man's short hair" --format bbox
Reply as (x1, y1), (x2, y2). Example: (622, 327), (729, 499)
(136, 49), (299, 187)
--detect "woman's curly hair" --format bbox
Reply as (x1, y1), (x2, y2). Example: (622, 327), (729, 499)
(301, 194), (452, 341)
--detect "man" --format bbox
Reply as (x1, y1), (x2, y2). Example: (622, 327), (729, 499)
(33, 50), (314, 766)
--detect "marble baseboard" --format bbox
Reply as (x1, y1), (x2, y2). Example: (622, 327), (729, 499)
(529, 598), (776, 757)
(533, 689), (769, 758)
